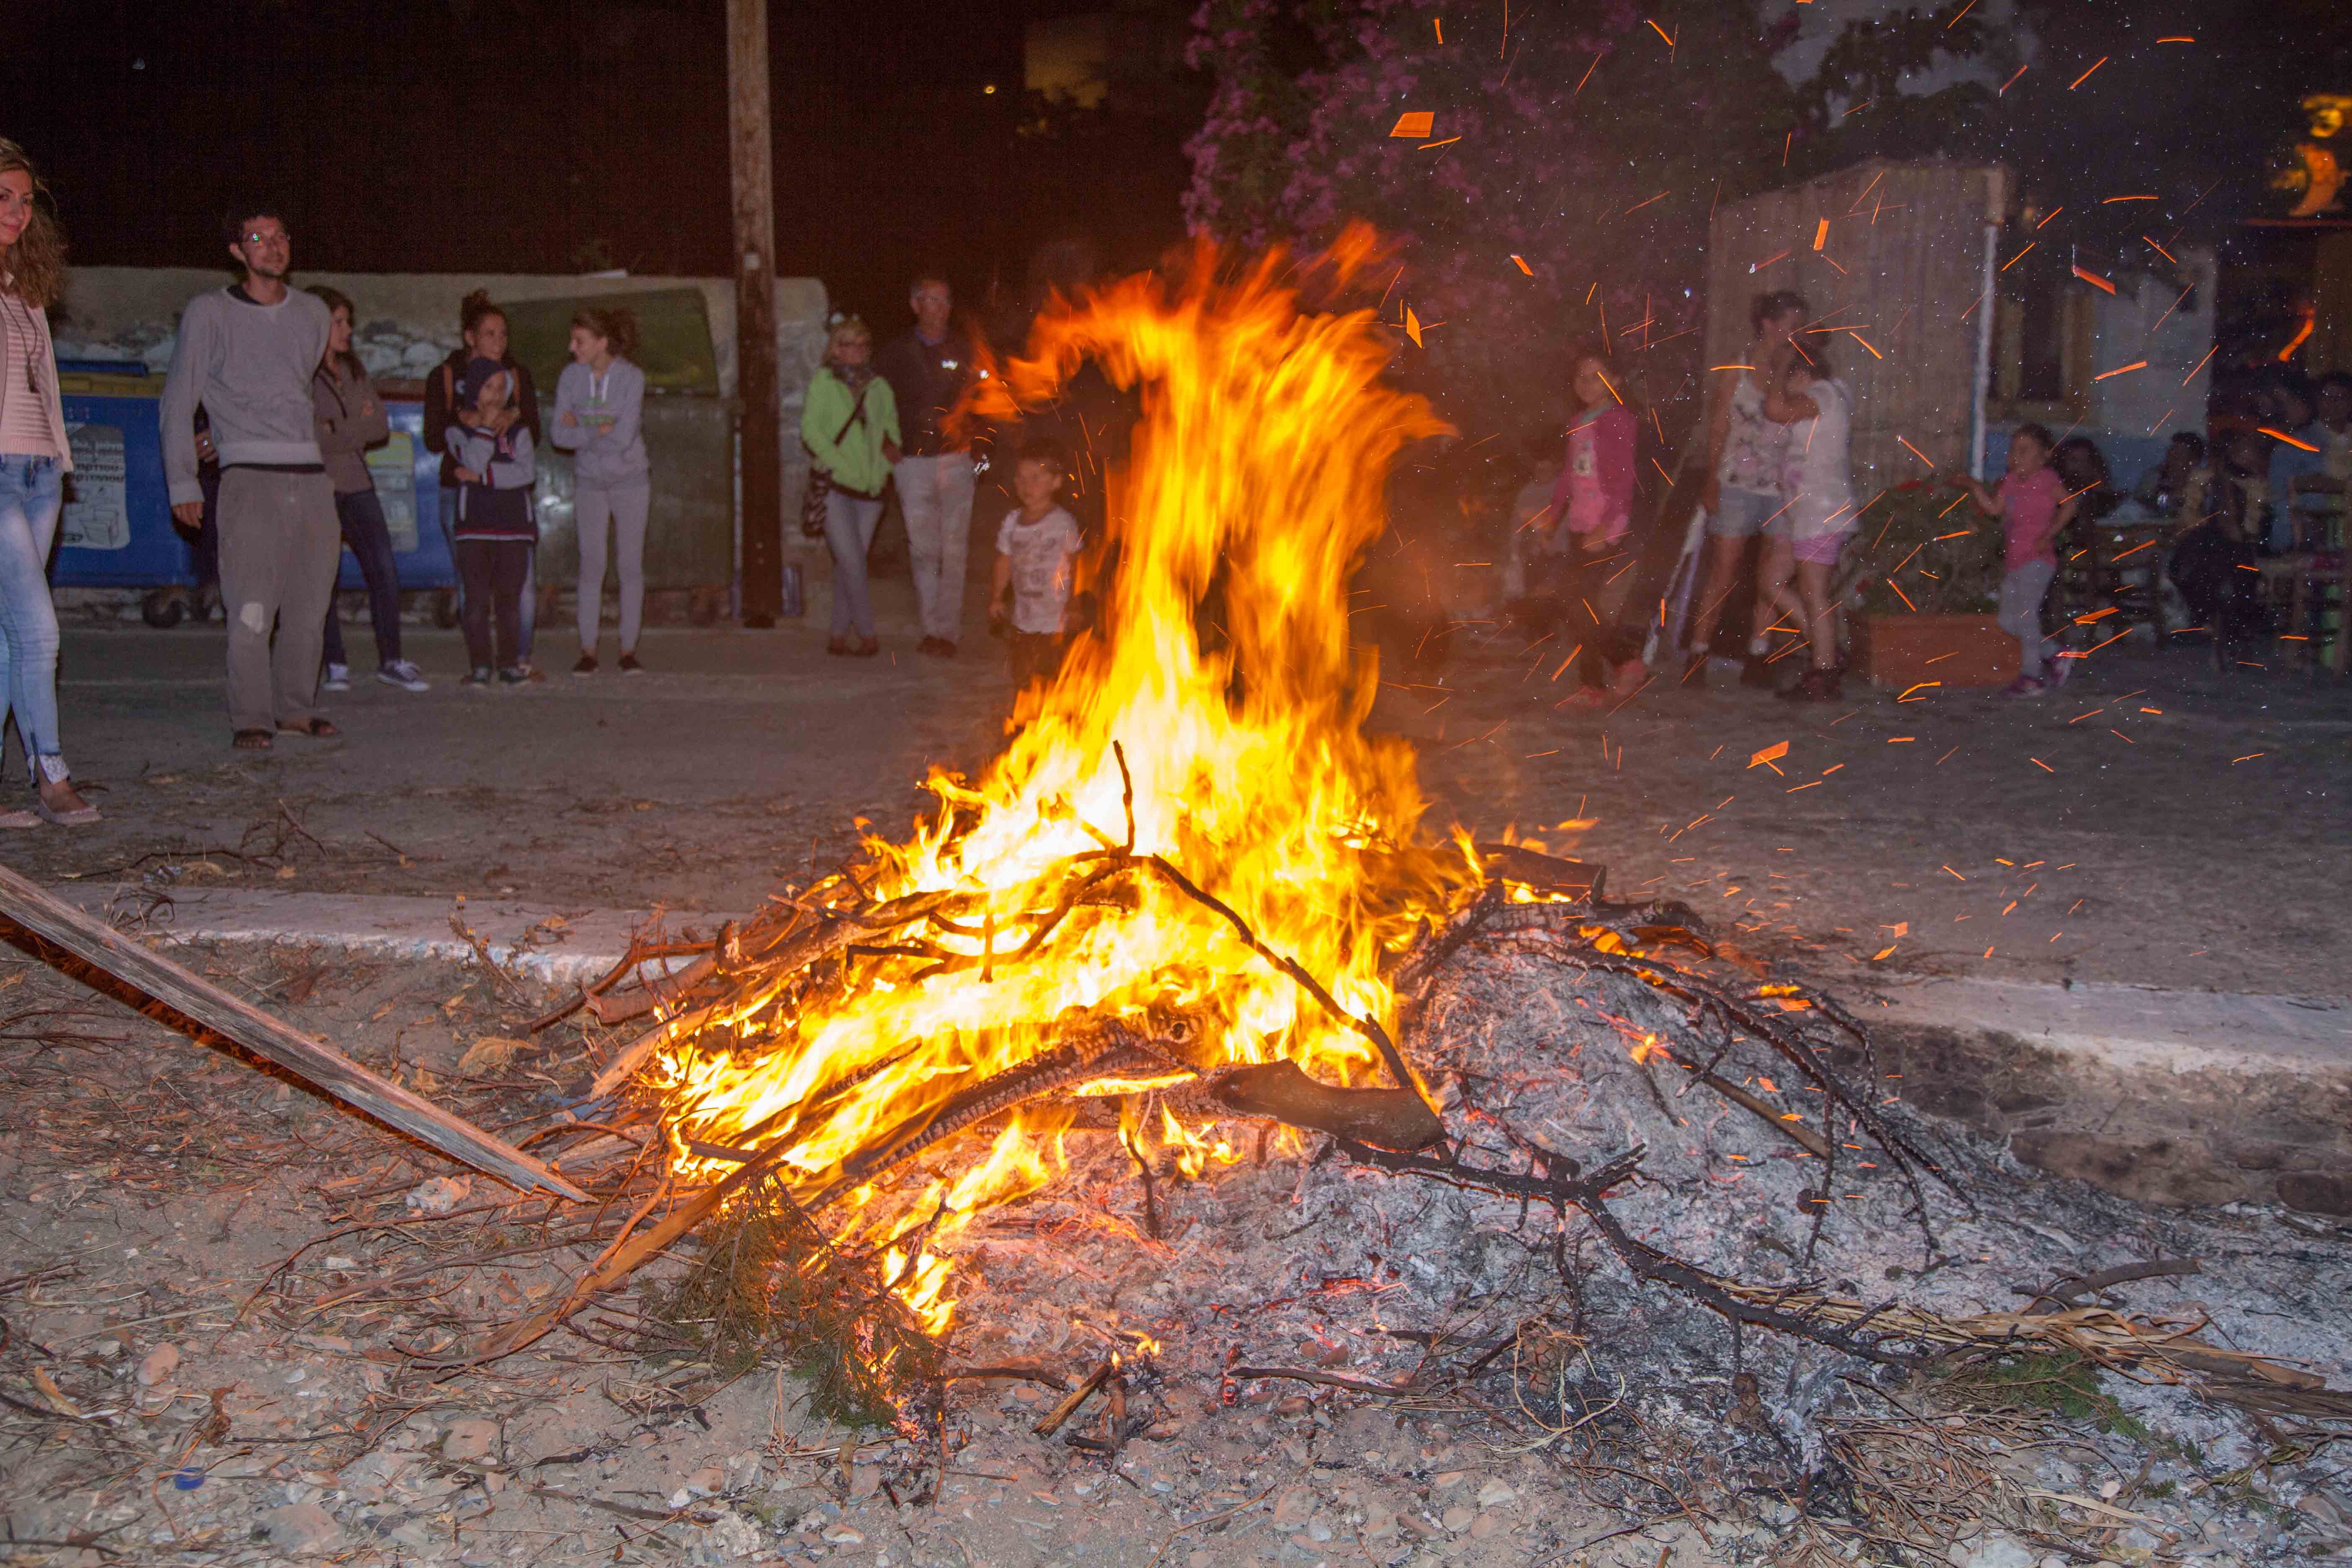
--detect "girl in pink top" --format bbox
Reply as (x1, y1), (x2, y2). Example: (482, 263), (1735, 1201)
(1549, 352), (1645, 707)
(1952, 424), (2074, 695)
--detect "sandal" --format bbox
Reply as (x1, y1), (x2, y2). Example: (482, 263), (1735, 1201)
(0, 807), (40, 828)
(35, 787), (100, 826)
(278, 717), (342, 738)
(1555, 686), (1610, 710)
(234, 729), (274, 751)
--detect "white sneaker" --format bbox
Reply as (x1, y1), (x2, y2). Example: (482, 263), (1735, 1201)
(1708, 655), (1745, 678)
(377, 660), (431, 692)
(320, 663), (351, 692)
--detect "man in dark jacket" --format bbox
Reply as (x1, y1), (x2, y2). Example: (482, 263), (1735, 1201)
(875, 275), (977, 656)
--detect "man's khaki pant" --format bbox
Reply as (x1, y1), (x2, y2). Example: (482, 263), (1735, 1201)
(217, 467), (340, 735)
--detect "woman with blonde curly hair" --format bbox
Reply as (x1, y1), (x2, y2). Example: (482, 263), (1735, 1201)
(0, 139), (96, 825)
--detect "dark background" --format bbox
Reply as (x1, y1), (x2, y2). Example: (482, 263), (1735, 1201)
(3, 0), (1202, 335)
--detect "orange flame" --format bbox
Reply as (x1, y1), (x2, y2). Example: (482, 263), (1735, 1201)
(662, 229), (1474, 1329)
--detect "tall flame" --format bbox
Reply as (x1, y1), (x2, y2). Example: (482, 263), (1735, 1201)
(663, 228), (1474, 1331)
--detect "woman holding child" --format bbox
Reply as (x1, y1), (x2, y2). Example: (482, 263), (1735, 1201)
(1683, 290), (1808, 685)
(445, 359), (538, 686)
(1752, 339), (1857, 701)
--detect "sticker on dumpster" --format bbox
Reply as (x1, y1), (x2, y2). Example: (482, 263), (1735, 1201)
(366, 432), (420, 552)
(60, 423), (130, 551)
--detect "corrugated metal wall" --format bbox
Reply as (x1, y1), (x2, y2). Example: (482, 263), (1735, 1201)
(1705, 161), (2008, 493)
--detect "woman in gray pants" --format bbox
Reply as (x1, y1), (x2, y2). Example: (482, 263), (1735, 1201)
(553, 307), (650, 675)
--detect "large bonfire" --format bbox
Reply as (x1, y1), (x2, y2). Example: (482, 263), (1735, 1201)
(650, 228), (1478, 1330)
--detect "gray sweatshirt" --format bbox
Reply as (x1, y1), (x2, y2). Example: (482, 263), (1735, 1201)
(160, 286), (332, 507)
(550, 358), (649, 489)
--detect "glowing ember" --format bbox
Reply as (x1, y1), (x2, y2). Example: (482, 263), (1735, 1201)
(653, 228), (1482, 1333)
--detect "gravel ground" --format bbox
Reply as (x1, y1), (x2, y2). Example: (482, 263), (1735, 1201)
(11, 602), (2346, 1003)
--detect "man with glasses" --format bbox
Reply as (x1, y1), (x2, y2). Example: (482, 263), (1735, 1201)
(161, 206), (341, 749)
(876, 274), (978, 657)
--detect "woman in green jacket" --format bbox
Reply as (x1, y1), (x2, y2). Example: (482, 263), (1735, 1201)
(802, 313), (900, 657)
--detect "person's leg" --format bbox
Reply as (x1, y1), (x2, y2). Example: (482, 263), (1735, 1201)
(825, 488), (874, 640)
(438, 484), (460, 621)
(1794, 558), (1839, 671)
(1687, 486), (1773, 662)
(613, 482), (650, 653)
(215, 469), (291, 736)
(896, 456), (944, 637)
(1751, 536), (1801, 650)
(195, 467), (222, 616)
(0, 459), (70, 794)
(455, 541), (496, 671)
(1997, 562), (2055, 682)
(853, 498), (883, 637)
(518, 545), (538, 663)
(575, 484), (613, 654)
(272, 473), (342, 729)
(338, 488), (404, 668)
(931, 452), (978, 644)
(320, 564), (346, 677)
(493, 540), (529, 670)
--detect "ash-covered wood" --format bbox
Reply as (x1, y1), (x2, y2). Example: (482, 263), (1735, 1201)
(1207, 1059), (1445, 1150)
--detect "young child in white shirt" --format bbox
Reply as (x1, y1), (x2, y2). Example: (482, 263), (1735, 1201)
(990, 437), (1083, 696)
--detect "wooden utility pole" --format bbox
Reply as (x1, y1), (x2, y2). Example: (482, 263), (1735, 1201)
(728, 0), (783, 625)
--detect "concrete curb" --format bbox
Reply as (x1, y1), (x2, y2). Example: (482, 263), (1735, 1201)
(1864, 975), (2352, 1077)
(53, 885), (2352, 1078)
(52, 884), (732, 991)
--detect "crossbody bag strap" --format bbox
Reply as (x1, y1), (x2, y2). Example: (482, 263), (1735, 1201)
(832, 381), (870, 446)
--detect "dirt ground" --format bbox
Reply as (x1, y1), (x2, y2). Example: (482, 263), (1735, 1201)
(11, 580), (2349, 1001)
(3, 930), (2348, 1568)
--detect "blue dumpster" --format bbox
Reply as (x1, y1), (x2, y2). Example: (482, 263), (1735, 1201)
(57, 361), (456, 621)
(56, 362), (186, 590)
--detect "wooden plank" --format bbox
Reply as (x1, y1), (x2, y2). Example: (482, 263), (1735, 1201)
(0, 864), (587, 1201)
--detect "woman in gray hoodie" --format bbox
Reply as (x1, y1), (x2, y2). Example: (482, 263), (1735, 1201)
(552, 307), (650, 675)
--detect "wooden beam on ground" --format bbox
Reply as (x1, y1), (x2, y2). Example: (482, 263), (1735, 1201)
(0, 864), (588, 1202)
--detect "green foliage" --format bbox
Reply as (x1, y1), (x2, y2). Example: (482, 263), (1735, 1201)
(1184, 0), (1993, 446)
(1936, 1350), (2154, 1443)
(647, 1176), (942, 1433)
(1844, 480), (2004, 617)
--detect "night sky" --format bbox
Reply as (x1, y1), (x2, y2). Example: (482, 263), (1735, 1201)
(5, 0), (1194, 332)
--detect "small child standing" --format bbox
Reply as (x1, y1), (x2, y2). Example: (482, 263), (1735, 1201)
(446, 357), (538, 686)
(1548, 350), (1641, 707)
(1951, 423), (2073, 696)
(990, 438), (1083, 696)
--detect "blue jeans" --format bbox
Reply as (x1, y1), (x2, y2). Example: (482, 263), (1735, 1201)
(441, 484), (534, 659)
(322, 487), (405, 668)
(824, 490), (885, 638)
(0, 456), (65, 772)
